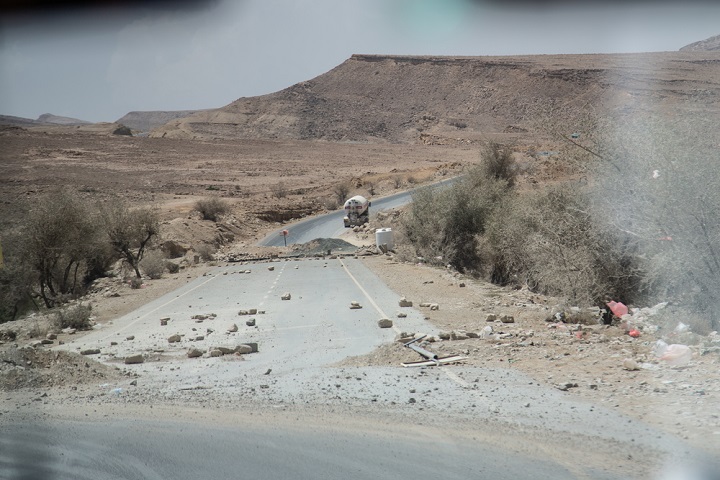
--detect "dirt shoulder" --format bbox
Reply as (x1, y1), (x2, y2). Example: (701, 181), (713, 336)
(358, 254), (720, 454)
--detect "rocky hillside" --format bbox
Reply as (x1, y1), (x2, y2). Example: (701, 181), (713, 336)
(681, 34), (720, 52)
(151, 52), (720, 143)
(116, 110), (204, 133)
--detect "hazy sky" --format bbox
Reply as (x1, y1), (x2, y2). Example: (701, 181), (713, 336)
(1, 0), (718, 122)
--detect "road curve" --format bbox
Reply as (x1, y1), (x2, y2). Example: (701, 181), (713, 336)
(258, 176), (460, 247)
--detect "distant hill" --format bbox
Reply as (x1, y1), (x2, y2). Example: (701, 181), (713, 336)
(151, 52), (720, 143)
(116, 110), (205, 133)
(680, 34), (720, 52)
(37, 113), (91, 125)
(0, 113), (90, 127)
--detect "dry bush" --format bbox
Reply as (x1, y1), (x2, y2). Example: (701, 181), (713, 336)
(53, 303), (93, 330)
(392, 176), (403, 188)
(271, 181), (288, 199)
(102, 202), (160, 279)
(140, 250), (166, 279)
(332, 183), (351, 206)
(480, 142), (518, 187)
(588, 115), (720, 329)
(194, 197), (230, 221)
(485, 185), (644, 306)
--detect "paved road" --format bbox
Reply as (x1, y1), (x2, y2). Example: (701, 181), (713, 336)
(258, 176), (459, 246)
(56, 258), (437, 377)
(1, 416), (605, 480)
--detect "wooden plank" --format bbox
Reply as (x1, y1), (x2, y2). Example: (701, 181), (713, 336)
(401, 355), (467, 367)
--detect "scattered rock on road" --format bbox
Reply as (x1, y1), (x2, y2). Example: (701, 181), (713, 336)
(80, 348), (101, 356)
(168, 334), (182, 343)
(378, 318), (393, 329)
(350, 301), (362, 309)
(124, 354), (145, 365)
(398, 297), (412, 307)
(227, 323), (238, 333)
(187, 348), (204, 358)
(281, 293), (291, 300)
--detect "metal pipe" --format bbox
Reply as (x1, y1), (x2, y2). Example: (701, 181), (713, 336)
(407, 343), (438, 361)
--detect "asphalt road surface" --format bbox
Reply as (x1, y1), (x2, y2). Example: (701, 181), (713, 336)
(1, 416), (607, 480)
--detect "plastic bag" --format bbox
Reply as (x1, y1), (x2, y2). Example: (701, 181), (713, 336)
(659, 344), (692, 366)
(606, 301), (628, 317)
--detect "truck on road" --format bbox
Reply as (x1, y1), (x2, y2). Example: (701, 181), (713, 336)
(343, 195), (370, 227)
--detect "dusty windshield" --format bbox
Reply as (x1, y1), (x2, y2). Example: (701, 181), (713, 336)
(1, 1), (719, 479)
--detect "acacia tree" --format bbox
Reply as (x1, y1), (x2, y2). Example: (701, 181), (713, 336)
(22, 190), (103, 307)
(103, 203), (160, 278)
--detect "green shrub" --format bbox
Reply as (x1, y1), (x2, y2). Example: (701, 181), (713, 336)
(400, 163), (510, 273)
(194, 197), (230, 221)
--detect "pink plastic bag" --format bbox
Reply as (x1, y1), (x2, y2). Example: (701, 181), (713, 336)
(606, 301), (628, 317)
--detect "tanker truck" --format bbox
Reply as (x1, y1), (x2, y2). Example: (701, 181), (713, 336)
(343, 195), (370, 228)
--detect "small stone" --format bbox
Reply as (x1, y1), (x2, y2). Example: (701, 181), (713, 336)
(227, 324), (238, 333)
(168, 334), (182, 343)
(281, 293), (291, 300)
(419, 302), (432, 308)
(378, 319), (393, 329)
(124, 354), (145, 364)
(500, 315), (515, 324)
(187, 348), (204, 358)
(450, 331), (469, 340)
(268, 266), (275, 271)
(459, 283), (466, 287)
(209, 349), (223, 357)
(126, 335), (135, 341)
(246, 318), (256, 327)
(396, 312), (407, 318)
(234, 344), (253, 354)
(398, 297), (413, 307)
(485, 314), (497, 322)
(81, 348), (101, 356)
(238, 310), (249, 316)
(429, 303), (439, 311)
(46, 333), (57, 340)
(40, 339), (54, 345)
(249, 309), (258, 315)
(623, 358), (640, 371)
(350, 301), (362, 310)
(160, 318), (169, 326)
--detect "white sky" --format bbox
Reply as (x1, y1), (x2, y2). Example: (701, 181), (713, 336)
(1, 0), (718, 122)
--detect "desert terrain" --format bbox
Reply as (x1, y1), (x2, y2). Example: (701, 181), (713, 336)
(2, 50), (720, 478)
